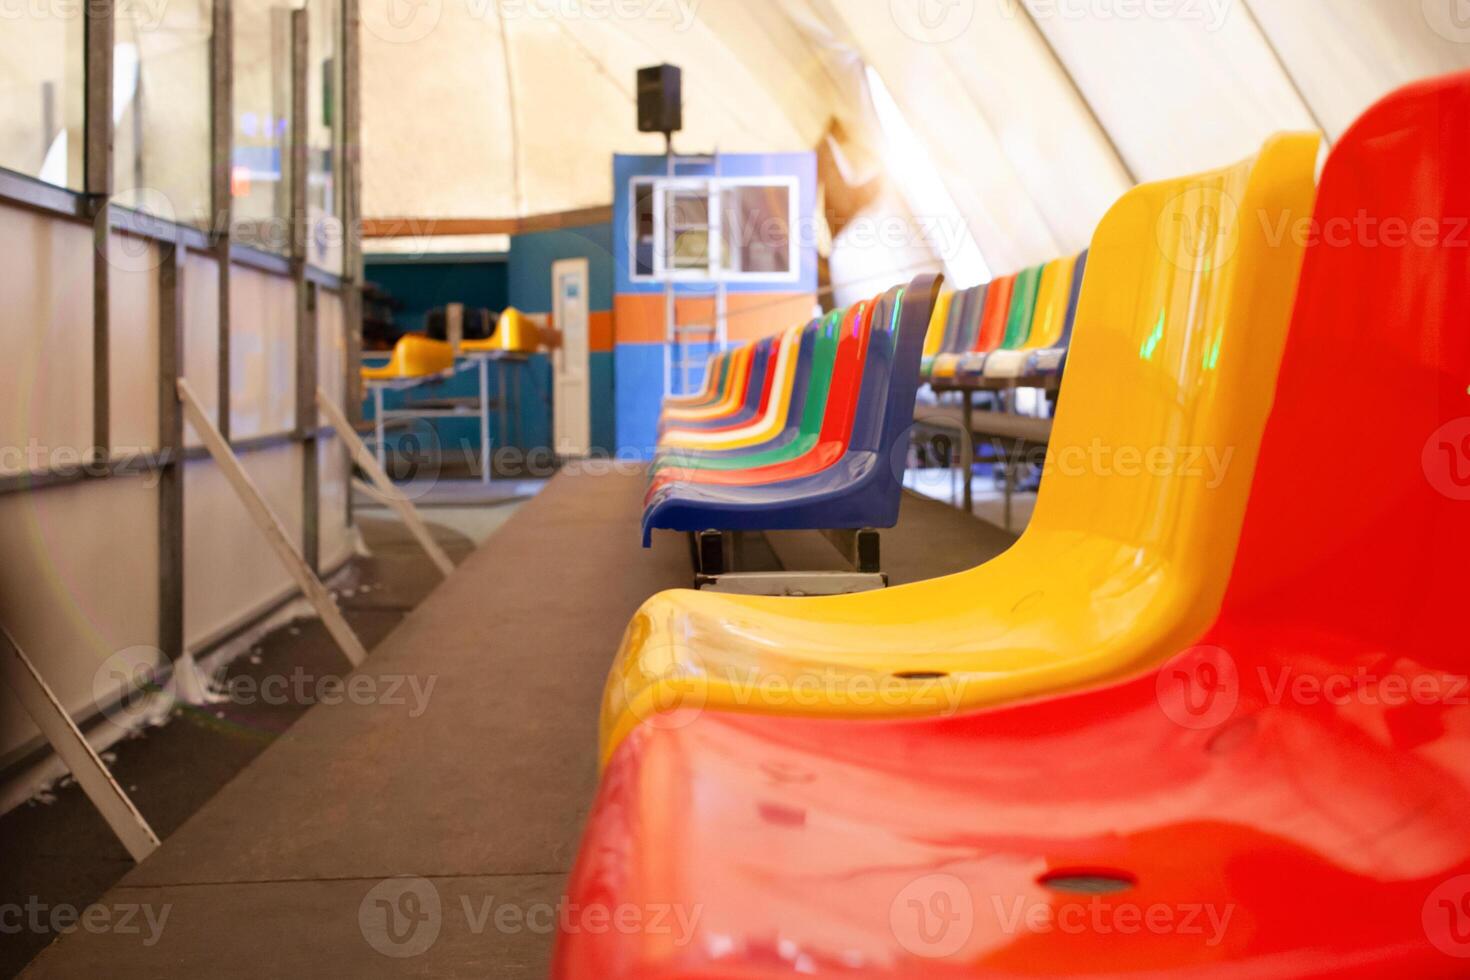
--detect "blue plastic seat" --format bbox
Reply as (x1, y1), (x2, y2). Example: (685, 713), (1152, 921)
(641, 275), (942, 545)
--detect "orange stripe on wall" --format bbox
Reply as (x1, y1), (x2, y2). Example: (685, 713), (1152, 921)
(545, 309), (616, 352)
(614, 292), (818, 345)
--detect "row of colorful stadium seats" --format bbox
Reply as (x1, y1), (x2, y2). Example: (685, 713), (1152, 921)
(559, 72), (1470, 976)
(640, 278), (941, 546)
(923, 250), (1086, 386)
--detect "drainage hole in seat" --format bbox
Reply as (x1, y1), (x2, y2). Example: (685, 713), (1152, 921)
(1038, 869), (1137, 895)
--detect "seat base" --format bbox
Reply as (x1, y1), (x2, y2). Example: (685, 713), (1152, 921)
(690, 527), (885, 593)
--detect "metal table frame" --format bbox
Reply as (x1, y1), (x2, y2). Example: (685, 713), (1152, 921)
(366, 351), (530, 485)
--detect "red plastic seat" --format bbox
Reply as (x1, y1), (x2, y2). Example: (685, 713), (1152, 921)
(554, 72), (1470, 978)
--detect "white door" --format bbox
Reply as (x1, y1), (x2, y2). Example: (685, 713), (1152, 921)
(552, 258), (592, 456)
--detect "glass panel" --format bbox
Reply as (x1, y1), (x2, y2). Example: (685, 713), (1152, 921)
(234, 0), (294, 254)
(633, 180), (655, 277)
(0, 17), (83, 187)
(114, 0), (213, 226)
(305, 0), (342, 272)
(668, 189), (710, 272)
(721, 183), (793, 276)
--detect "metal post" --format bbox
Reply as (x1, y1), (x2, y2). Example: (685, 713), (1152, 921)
(158, 241), (186, 665)
(1, 628), (160, 863)
(301, 285), (321, 572)
(962, 390), (974, 514)
(342, 0), (364, 428)
(290, 9), (318, 572)
(85, 0), (115, 461)
(374, 386), (386, 473)
(212, 0), (234, 439)
(479, 358), (492, 484)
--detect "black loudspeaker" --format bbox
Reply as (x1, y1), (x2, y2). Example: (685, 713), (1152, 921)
(637, 64), (682, 136)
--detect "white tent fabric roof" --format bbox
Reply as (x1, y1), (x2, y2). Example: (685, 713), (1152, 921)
(363, 0), (1470, 276)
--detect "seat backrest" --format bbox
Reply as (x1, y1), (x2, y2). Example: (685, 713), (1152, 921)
(764, 320), (823, 431)
(1208, 71), (1470, 671)
(870, 275), (944, 463)
(701, 351), (732, 403)
(750, 334), (782, 417)
(922, 292), (953, 360)
(789, 308), (845, 439)
(973, 273), (1015, 352)
(819, 299), (878, 446)
(1023, 257), (1076, 351)
(846, 290), (901, 453)
(1022, 132), (1320, 604)
(1053, 249), (1088, 349)
(1000, 264), (1044, 349)
(734, 338), (771, 416)
(954, 284), (985, 352)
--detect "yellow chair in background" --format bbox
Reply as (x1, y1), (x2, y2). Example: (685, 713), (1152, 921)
(459, 305), (541, 355)
(600, 132), (1321, 766)
(360, 334), (455, 382)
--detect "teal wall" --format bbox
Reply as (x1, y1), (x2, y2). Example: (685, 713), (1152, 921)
(507, 224), (616, 455)
(364, 256), (509, 337)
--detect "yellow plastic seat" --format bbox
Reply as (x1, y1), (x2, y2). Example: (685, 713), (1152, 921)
(921, 290), (955, 360)
(600, 132), (1320, 767)
(360, 334), (455, 382)
(656, 322), (806, 451)
(660, 343), (754, 425)
(459, 305), (540, 354)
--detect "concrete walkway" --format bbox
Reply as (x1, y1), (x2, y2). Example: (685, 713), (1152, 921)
(24, 472), (1011, 978)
